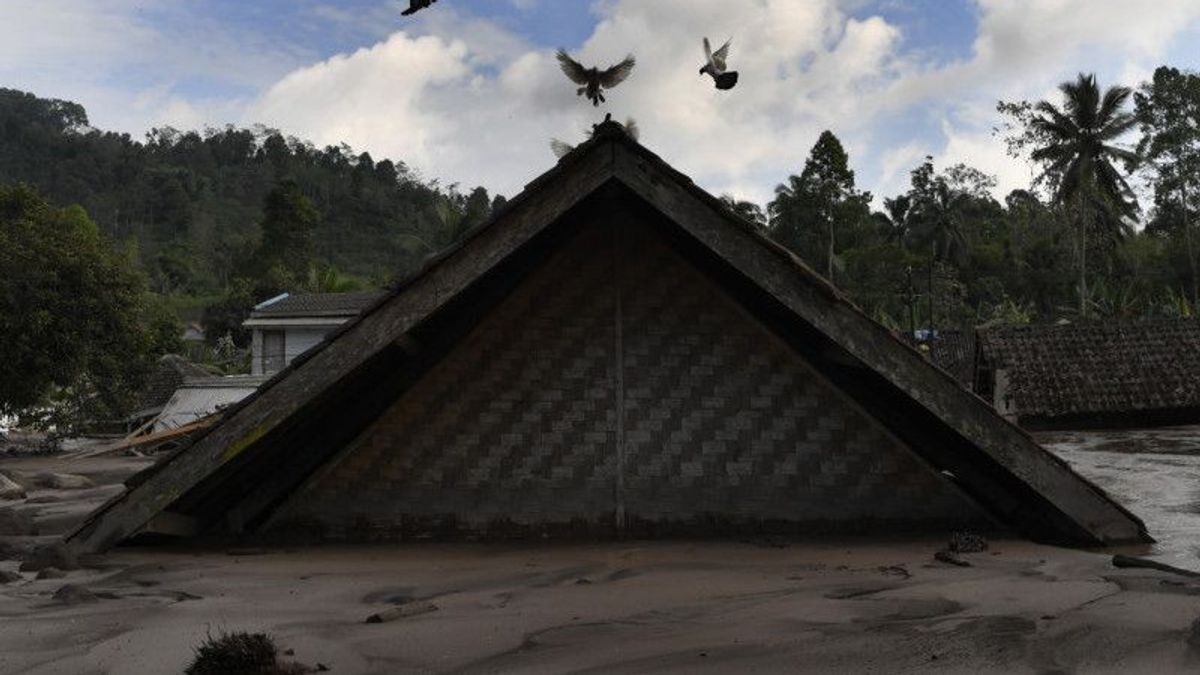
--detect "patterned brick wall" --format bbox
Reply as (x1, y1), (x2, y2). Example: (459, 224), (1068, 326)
(270, 218), (988, 539)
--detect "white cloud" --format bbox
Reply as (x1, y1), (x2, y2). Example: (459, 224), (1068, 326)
(246, 0), (915, 203)
(0, 0), (305, 132)
(7, 0), (1200, 208)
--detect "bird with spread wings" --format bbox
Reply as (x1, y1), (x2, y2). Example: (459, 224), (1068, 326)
(401, 0), (438, 16)
(556, 50), (636, 106)
(700, 37), (738, 90)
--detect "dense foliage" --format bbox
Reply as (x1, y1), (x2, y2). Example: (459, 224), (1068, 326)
(0, 88), (500, 299)
(0, 184), (177, 427)
(759, 68), (1200, 330)
(0, 66), (1197, 424)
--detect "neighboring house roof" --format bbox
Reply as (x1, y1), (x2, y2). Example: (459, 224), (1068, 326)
(929, 330), (975, 387)
(907, 330), (975, 389)
(248, 291), (385, 320)
(976, 319), (1200, 427)
(66, 121), (1148, 553)
(181, 322), (205, 342)
(130, 355), (212, 420)
(152, 376), (267, 433)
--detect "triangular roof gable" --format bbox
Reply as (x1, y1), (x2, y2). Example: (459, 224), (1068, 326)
(67, 123), (1148, 551)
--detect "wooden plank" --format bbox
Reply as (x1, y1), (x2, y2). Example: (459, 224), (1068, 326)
(65, 143), (619, 553)
(608, 140), (1148, 546)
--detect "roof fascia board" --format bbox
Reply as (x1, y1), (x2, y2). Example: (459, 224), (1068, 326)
(65, 141), (619, 553)
(242, 318), (349, 328)
(608, 140), (1146, 545)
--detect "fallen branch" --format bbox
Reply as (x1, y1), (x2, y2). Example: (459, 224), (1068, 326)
(67, 414), (219, 459)
(1112, 554), (1200, 579)
(365, 600), (438, 624)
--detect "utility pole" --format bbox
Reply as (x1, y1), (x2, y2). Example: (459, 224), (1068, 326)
(905, 266), (917, 338)
(927, 242), (936, 337)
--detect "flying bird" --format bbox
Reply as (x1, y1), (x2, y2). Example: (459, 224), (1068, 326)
(556, 50), (636, 106)
(700, 37), (738, 90)
(550, 117), (639, 158)
(401, 0), (438, 16)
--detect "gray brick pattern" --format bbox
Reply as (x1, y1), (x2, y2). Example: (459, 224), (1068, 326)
(276, 224), (619, 538)
(274, 220), (986, 539)
(619, 225), (980, 525)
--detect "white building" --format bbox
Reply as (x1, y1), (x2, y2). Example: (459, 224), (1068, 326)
(243, 291), (384, 376)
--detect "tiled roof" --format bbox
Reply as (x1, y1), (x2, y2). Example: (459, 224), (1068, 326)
(132, 355), (212, 417)
(250, 291), (385, 318)
(976, 319), (1200, 419)
(908, 330), (975, 388)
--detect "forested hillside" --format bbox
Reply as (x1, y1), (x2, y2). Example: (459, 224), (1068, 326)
(0, 88), (500, 299)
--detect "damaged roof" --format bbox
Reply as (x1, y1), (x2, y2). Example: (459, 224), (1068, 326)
(65, 122), (1150, 552)
(977, 319), (1200, 426)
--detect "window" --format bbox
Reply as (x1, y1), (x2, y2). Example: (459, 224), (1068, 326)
(262, 330), (286, 374)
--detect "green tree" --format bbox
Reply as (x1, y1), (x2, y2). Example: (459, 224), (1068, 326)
(720, 195), (767, 227)
(1136, 66), (1200, 305)
(0, 184), (165, 425)
(768, 130), (872, 285)
(252, 179), (318, 287)
(907, 158), (969, 264)
(1026, 73), (1140, 316)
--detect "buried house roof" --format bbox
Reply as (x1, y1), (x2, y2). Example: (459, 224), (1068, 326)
(65, 122), (1149, 552)
(976, 319), (1200, 428)
(129, 355), (213, 421)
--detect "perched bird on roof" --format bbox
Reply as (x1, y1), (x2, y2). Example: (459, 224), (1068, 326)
(401, 0), (438, 16)
(550, 116), (639, 158)
(556, 50), (636, 106)
(700, 37), (738, 90)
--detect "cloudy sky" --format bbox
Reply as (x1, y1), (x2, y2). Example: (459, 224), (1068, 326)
(4, 0), (1200, 205)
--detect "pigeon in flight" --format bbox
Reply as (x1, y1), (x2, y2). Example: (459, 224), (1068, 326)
(550, 117), (639, 158)
(556, 50), (636, 106)
(401, 0), (437, 16)
(700, 37), (738, 90)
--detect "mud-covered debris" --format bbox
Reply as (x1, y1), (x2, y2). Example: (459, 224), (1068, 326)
(0, 570), (22, 584)
(36, 567), (66, 580)
(52, 584), (98, 604)
(1113, 554), (1200, 579)
(34, 472), (94, 490)
(0, 474), (25, 500)
(934, 550), (972, 567)
(365, 600), (439, 624)
(19, 543), (79, 572)
(948, 531), (989, 554)
(0, 507), (36, 536)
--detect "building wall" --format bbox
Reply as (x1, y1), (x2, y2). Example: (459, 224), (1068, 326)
(252, 325), (340, 375)
(270, 220), (988, 539)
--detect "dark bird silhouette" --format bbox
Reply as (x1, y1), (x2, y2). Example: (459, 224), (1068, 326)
(700, 37), (738, 90)
(556, 50), (636, 106)
(550, 116), (639, 158)
(401, 0), (438, 16)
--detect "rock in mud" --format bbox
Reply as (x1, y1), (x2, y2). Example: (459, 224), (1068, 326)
(34, 472), (95, 490)
(36, 567), (66, 580)
(0, 474), (25, 500)
(0, 507), (36, 536)
(0, 570), (22, 584)
(52, 584), (98, 605)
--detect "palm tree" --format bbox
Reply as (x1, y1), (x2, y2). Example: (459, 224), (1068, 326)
(910, 178), (968, 264)
(876, 195), (913, 250)
(1029, 73), (1139, 316)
